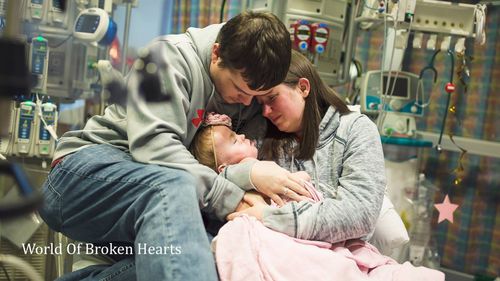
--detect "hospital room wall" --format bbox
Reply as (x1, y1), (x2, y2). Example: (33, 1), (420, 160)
(111, 0), (241, 60)
(101, 0), (234, 101)
(112, 0), (172, 56)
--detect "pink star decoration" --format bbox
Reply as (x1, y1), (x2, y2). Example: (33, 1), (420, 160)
(434, 195), (459, 223)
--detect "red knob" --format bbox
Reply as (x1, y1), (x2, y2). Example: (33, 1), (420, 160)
(445, 82), (455, 93)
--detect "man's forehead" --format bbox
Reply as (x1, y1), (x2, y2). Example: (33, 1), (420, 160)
(256, 89), (276, 101)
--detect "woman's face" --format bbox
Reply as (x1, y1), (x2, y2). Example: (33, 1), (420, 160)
(257, 78), (310, 135)
(212, 126), (258, 169)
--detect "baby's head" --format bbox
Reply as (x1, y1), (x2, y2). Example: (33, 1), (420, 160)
(190, 112), (258, 173)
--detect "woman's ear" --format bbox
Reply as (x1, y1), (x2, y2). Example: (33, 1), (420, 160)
(217, 163), (227, 174)
(298, 78), (310, 98)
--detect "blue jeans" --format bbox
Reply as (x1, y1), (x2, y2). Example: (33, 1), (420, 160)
(39, 144), (218, 281)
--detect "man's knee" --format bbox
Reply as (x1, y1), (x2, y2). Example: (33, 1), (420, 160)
(39, 179), (62, 232)
(145, 168), (199, 207)
(172, 169), (197, 190)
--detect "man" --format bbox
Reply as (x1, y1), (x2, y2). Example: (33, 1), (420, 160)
(40, 11), (308, 280)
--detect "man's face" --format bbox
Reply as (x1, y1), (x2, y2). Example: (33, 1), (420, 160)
(209, 44), (272, 105)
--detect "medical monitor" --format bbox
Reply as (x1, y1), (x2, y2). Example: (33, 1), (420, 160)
(382, 75), (410, 99)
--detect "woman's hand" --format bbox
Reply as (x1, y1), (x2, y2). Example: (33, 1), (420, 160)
(291, 171), (311, 182)
(227, 193), (269, 221)
(250, 161), (312, 206)
(234, 191), (268, 212)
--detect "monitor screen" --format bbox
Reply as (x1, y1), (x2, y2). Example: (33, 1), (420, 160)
(382, 75), (409, 98)
(75, 14), (100, 34)
(52, 0), (63, 10)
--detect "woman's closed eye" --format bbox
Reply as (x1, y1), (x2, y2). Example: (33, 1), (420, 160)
(268, 94), (278, 103)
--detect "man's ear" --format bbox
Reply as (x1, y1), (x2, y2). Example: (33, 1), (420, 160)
(298, 78), (310, 98)
(217, 163), (227, 173)
(211, 43), (220, 65)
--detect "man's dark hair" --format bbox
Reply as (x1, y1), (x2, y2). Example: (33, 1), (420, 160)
(216, 11), (291, 91)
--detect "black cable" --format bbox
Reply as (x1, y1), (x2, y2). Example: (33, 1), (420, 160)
(48, 34), (73, 49)
(0, 162), (43, 219)
(0, 263), (12, 281)
(220, 0), (227, 23)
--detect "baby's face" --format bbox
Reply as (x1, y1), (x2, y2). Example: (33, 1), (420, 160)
(212, 126), (258, 167)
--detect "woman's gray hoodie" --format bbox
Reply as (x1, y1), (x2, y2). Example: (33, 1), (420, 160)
(262, 107), (386, 243)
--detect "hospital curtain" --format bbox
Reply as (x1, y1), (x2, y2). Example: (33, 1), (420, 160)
(354, 6), (499, 277)
(170, 0), (242, 34)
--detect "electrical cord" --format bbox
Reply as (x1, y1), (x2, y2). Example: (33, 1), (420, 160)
(0, 263), (12, 281)
(219, 0), (227, 23)
(0, 162), (43, 218)
(414, 79), (431, 108)
(436, 50), (455, 152)
(376, 13), (397, 130)
(474, 4), (486, 45)
(377, 16), (414, 132)
(35, 94), (58, 141)
(48, 34), (73, 49)
(362, 0), (379, 11)
(0, 255), (42, 281)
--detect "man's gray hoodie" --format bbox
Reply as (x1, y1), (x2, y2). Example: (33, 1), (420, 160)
(262, 107), (386, 243)
(52, 24), (261, 221)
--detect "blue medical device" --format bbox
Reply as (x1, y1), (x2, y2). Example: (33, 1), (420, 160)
(50, 0), (66, 23)
(73, 8), (117, 46)
(36, 102), (57, 157)
(29, 36), (49, 93)
(29, 0), (45, 20)
(15, 101), (36, 155)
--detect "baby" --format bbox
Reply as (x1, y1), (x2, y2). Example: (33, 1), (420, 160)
(190, 112), (321, 211)
(190, 112), (258, 174)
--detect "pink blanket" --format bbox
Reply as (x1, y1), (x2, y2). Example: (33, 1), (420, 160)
(216, 215), (444, 281)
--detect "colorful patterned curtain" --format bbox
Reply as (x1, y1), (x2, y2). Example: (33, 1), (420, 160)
(170, 0), (242, 34)
(354, 6), (499, 277)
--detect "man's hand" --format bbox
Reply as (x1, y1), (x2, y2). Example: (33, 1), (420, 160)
(227, 193), (269, 221)
(250, 161), (312, 206)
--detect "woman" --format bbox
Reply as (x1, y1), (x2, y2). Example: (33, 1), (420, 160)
(231, 50), (386, 244)
(188, 83), (442, 281)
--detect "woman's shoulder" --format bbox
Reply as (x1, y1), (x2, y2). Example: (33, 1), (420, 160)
(339, 111), (379, 138)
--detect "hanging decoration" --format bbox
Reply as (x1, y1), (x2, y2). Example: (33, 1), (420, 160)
(434, 195), (459, 223)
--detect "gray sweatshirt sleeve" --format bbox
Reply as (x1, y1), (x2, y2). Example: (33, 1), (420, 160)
(262, 117), (385, 243)
(126, 40), (245, 221)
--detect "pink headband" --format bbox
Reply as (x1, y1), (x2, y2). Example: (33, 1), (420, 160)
(202, 112), (232, 128)
(201, 112), (232, 172)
